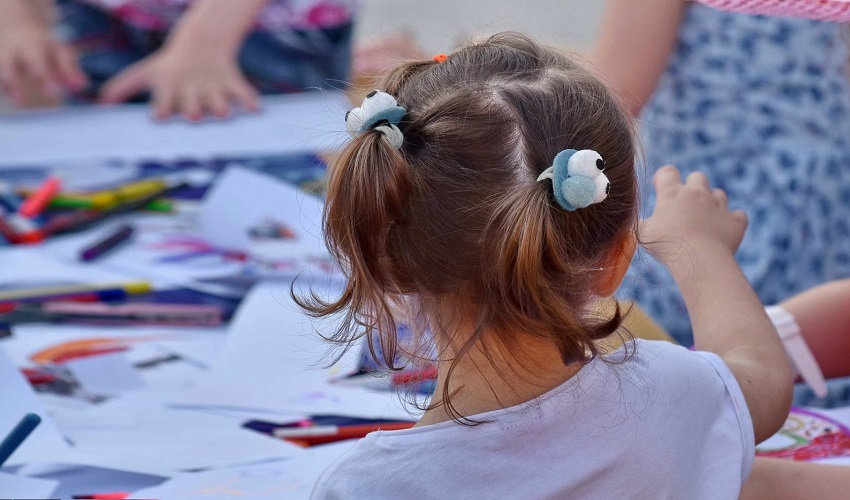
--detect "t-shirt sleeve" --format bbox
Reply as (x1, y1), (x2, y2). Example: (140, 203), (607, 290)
(690, 350), (756, 481)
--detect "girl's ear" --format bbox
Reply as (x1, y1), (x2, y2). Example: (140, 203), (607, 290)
(596, 231), (637, 297)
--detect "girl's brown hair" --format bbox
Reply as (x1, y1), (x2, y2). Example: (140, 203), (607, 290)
(297, 32), (638, 421)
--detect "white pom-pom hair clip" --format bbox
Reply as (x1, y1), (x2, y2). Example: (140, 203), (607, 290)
(345, 90), (407, 149)
(537, 149), (610, 211)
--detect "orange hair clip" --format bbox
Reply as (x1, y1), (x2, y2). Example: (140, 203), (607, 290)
(432, 53), (448, 64)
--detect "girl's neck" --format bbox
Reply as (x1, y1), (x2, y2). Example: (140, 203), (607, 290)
(416, 332), (583, 427)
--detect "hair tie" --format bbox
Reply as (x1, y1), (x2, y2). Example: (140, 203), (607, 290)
(537, 149), (610, 211)
(432, 53), (448, 64)
(345, 90), (407, 149)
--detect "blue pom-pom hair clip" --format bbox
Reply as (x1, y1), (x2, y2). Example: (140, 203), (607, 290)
(345, 90), (407, 149)
(537, 149), (610, 211)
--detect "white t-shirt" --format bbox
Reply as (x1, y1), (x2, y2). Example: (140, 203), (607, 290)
(312, 339), (754, 499)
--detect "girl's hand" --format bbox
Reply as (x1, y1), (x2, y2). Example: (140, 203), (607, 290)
(98, 43), (260, 121)
(641, 165), (748, 268)
(0, 22), (87, 104)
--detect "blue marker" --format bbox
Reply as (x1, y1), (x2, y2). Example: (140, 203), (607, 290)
(0, 413), (41, 467)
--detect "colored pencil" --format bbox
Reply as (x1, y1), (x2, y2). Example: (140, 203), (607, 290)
(274, 422), (415, 445)
(0, 413), (41, 467)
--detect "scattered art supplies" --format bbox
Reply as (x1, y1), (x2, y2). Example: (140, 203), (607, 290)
(79, 224), (136, 262)
(0, 302), (223, 327)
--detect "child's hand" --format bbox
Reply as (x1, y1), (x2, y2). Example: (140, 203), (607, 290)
(641, 165), (748, 268)
(0, 22), (87, 104)
(98, 43), (259, 121)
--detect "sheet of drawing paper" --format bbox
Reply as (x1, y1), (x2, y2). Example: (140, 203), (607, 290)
(172, 281), (422, 420)
(198, 166), (331, 272)
(51, 393), (304, 476)
(0, 350), (78, 466)
(0, 92), (350, 166)
(130, 440), (355, 500)
(0, 472), (59, 498)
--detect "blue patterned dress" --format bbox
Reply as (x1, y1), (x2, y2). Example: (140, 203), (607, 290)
(618, 4), (850, 345)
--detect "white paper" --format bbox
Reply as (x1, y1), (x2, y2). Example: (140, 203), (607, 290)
(131, 440), (355, 500)
(64, 352), (145, 396)
(0, 350), (78, 466)
(198, 165), (330, 269)
(53, 394), (305, 476)
(173, 282), (421, 420)
(0, 471), (59, 498)
(0, 92), (350, 166)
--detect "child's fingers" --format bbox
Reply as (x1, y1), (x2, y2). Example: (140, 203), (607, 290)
(152, 85), (176, 120)
(179, 87), (203, 122)
(712, 188), (728, 207)
(99, 63), (148, 104)
(653, 165), (682, 192)
(685, 171), (710, 190)
(53, 44), (87, 90)
(732, 209), (748, 225)
(229, 80), (259, 112)
(22, 46), (58, 94)
(0, 54), (22, 103)
(205, 88), (230, 118)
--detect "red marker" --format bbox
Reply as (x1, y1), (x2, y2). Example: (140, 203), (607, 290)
(19, 177), (61, 218)
(72, 492), (131, 499)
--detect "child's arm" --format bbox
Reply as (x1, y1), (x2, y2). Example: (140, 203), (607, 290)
(740, 457), (850, 500)
(99, 0), (269, 120)
(591, 0), (686, 115)
(779, 279), (850, 380)
(642, 166), (794, 444)
(0, 0), (86, 104)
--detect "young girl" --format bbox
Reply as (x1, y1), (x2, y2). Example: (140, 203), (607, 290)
(0, 0), (354, 119)
(299, 33), (796, 498)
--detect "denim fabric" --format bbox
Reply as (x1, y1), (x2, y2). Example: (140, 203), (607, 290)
(57, 0), (352, 101)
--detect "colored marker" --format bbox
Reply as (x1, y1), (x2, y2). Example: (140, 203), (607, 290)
(0, 413), (41, 467)
(43, 182), (188, 236)
(6, 213), (44, 244)
(0, 281), (152, 305)
(79, 224), (135, 262)
(19, 177), (61, 218)
(274, 422), (415, 441)
(72, 491), (131, 499)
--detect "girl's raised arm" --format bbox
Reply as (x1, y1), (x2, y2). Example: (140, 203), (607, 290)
(642, 166), (794, 444)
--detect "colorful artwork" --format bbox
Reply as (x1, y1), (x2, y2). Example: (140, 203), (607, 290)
(756, 408), (850, 461)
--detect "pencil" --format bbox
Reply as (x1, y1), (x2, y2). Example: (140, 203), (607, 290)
(0, 281), (151, 303)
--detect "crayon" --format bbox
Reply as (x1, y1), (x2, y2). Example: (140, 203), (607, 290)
(19, 177), (60, 218)
(0, 281), (152, 305)
(0, 413), (41, 467)
(79, 224), (135, 262)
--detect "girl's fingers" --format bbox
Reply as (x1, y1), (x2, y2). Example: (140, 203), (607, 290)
(685, 171), (710, 190)
(732, 209), (748, 225)
(53, 43), (87, 90)
(179, 86), (203, 121)
(152, 84), (176, 120)
(205, 87), (230, 118)
(712, 188), (728, 207)
(99, 62), (148, 104)
(229, 79), (260, 112)
(653, 165), (682, 192)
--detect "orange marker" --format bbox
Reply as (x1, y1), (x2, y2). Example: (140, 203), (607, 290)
(19, 177), (61, 218)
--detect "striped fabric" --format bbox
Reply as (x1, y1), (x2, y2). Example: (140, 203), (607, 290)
(697, 0), (850, 21)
